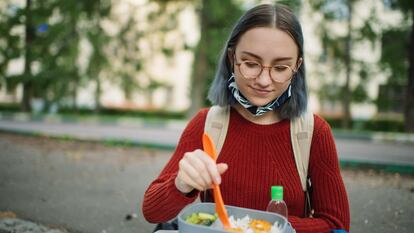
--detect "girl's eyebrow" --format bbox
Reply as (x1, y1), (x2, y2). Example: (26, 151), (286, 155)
(240, 51), (293, 62)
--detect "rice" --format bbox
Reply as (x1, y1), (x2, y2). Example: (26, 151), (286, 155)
(228, 215), (282, 233)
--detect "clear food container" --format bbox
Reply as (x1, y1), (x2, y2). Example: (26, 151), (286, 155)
(177, 202), (295, 233)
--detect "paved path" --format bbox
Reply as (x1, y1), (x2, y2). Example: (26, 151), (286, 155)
(0, 119), (413, 167)
(336, 139), (414, 166)
(0, 119), (181, 148)
(0, 133), (167, 233)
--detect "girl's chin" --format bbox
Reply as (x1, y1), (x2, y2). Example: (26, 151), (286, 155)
(247, 99), (274, 107)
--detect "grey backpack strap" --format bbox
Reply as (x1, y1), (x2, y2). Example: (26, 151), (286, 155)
(290, 111), (314, 192)
(204, 105), (230, 156)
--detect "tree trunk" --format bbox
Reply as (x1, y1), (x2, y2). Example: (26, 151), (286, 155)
(342, 1), (353, 129)
(93, 0), (102, 114)
(94, 76), (101, 113)
(187, 0), (208, 118)
(404, 13), (414, 132)
(72, 80), (78, 112)
(21, 0), (33, 112)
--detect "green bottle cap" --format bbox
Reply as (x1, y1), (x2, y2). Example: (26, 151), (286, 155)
(271, 186), (283, 201)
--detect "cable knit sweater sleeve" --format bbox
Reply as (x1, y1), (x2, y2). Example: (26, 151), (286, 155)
(289, 116), (350, 233)
(142, 109), (207, 223)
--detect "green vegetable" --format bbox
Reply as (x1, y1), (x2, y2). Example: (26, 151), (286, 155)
(185, 212), (217, 226)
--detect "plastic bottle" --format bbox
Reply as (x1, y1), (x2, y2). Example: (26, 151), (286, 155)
(266, 186), (288, 218)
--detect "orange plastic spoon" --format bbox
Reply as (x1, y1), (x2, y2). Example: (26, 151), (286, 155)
(202, 132), (231, 229)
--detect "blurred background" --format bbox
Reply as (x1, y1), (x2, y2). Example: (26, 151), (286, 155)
(0, 0), (413, 132)
(0, 1), (413, 233)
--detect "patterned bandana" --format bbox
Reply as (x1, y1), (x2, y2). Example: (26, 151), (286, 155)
(227, 73), (291, 116)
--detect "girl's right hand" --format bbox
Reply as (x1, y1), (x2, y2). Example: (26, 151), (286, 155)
(174, 149), (228, 194)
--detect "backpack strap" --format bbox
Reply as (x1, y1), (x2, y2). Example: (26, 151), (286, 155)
(204, 105), (230, 156)
(205, 106), (315, 217)
(290, 111), (314, 192)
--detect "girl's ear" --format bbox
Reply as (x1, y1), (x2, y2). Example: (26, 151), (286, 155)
(296, 57), (303, 71)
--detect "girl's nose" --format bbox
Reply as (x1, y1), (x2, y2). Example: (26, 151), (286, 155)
(255, 68), (272, 87)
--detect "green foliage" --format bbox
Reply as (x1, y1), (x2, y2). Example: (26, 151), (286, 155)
(191, 0), (243, 109)
(310, 0), (380, 126)
(351, 83), (368, 102)
(317, 83), (341, 102)
(275, 0), (302, 13)
(379, 28), (410, 85)
(361, 118), (405, 132)
(311, 0), (352, 21)
(0, 0), (186, 112)
(108, 1), (185, 102)
(377, 1), (411, 116)
(0, 2), (24, 87)
(0, 102), (186, 120)
(385, 0), (414, 17)
(376, 83), (406, 113)
(55, 106), (186, 119)
(0, 102), (20, 111)
(354, 7), (378, 46)
(0, 0), (113, 111)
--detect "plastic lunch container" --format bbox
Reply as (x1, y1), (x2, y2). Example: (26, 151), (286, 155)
(177, 202), (296, 233)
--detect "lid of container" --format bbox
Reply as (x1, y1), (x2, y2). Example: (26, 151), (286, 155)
(271, 186), (283, 201)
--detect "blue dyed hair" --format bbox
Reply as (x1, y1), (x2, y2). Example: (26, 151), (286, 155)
(207, 4), (307, 119)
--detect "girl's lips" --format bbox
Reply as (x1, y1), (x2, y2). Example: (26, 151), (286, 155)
(251, 86), (272, 96)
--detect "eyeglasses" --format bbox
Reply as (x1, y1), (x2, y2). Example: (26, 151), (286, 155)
(234, 57), (297, 83)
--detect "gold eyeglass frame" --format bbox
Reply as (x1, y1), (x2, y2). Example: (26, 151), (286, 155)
(233, 55), (299, 83)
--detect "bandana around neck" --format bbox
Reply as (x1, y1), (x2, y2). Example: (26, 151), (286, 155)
(227, 73), (291, 116)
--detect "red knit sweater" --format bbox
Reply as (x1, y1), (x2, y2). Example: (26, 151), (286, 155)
(142, 107), (350, 233)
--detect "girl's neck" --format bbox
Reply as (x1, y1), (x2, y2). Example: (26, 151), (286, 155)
(233, 104), (281, 125)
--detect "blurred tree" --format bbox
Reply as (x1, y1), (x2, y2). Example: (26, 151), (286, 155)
(276, 0), (302, 13)
(22, 0), (34, 111)
(380, 0), (414, 132)
(83, 0), (111, 113)
(109, 1), (187, 109)
(0, 1), (25, 103)
(309, 0), (377, 129)
(0, 0), (112, 113)
(188, 0), (243, 117)
(108, 11), (142, 101)
(377, 28), (409, 113)
(0, 0), (189, 113)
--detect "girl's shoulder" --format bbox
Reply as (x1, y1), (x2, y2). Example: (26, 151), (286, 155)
(312, 114), (334, 138)
(181, 108), (210, 138)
